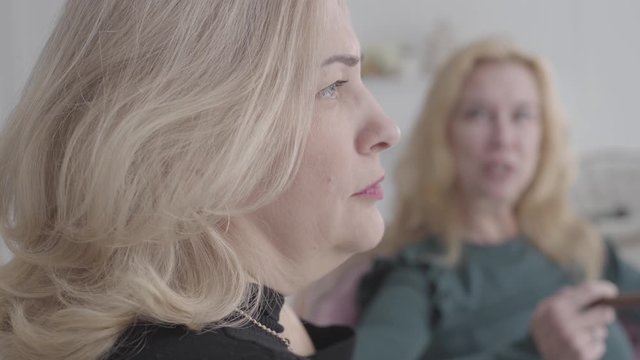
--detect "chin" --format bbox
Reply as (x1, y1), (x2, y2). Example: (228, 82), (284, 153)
(340, 208), (385, 254)
(484, 186), (521, 204)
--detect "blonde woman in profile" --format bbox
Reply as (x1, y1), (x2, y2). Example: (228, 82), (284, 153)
(354, 38), (640, 360)
(0, 1), (400, 359)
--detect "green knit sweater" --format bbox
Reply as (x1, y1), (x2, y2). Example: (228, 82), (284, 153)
(355, 236), (640, 360)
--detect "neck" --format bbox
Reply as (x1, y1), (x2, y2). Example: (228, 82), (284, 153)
(280, 303), (316, 356)
(458, 196), (518, 245)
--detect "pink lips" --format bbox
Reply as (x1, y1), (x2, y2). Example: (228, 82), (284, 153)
(482, 161), (515, 183)
(353, 176), (385, 200)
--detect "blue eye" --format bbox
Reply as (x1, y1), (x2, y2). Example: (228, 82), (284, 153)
(317, 80), (348, 100)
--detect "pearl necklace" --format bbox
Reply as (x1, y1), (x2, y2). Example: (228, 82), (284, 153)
(235, 308), (292, 350)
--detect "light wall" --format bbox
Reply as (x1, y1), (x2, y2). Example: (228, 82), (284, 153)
(0, 0), (65, 122)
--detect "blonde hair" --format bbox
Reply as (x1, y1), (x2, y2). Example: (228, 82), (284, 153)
(384, 38), (603, 279)
(0, 1), (326, 359)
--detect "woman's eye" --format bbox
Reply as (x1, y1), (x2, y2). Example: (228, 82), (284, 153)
(514, 112), (530, 122)
(463, 107), (490, 121)
(317, 80), (348, 100)
(513, 109), (537, 123)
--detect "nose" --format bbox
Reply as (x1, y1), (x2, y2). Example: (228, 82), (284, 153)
(356, 91), (401, 154)
(490, 113), (513, 149)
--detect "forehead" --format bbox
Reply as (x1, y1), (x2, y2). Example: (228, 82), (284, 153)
(462, 61), (540, 102)
(318, 1), (360, 62)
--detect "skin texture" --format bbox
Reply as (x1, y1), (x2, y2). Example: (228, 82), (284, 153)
(240, 0), (399, 295)
(239, 1), (399, 356)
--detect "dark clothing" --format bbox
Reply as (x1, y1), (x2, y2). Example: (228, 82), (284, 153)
(355, 236), (640, 360)
(107, 287), (354, 360)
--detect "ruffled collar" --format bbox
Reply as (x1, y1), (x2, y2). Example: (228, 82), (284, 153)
(243, 285), (286, 334)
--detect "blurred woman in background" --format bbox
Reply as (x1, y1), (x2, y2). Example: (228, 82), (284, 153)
(355, 38), (640, 360)
(0, 1), (399, 359)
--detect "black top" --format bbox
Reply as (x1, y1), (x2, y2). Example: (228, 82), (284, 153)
(106, 287), (354, 360)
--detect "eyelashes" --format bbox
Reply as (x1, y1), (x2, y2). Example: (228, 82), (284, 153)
(317, 80), (348, 100)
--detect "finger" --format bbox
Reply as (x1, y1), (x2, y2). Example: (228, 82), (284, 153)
(571, 281), (619, 308)
(578, 326), (608, 346)
(592, 326), (608, 342)
(580, 337), (607, 360)
(578, 306), (616, 328)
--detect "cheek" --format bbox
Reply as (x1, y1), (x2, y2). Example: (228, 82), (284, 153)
(519, 130), (542, 183)
(522, 127), (542, 164)
(292, 140), (350, 234)
(303, 112), (354, 197)
(451, 133), (485, 174)
(451, 124), (488, 155)
(301, 146), (343, 196)
(524, 121), (542, 148)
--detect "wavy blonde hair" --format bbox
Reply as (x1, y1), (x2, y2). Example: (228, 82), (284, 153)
(0, 1), (326, 359)
(383, 38), (603, 280)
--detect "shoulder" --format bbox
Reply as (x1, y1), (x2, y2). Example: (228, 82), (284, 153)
(358, 237), (443, 309)
(602, 238), (628, 276)
(106, 323), (294, 360)
(602, 238), (640, 285)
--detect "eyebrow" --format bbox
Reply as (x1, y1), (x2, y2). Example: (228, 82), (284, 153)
(322, 54), (362, 67)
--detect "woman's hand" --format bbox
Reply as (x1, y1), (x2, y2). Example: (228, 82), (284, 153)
(531, 281), (618, 360)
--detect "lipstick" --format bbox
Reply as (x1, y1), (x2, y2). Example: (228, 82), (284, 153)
(353, 176), (385, 200)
